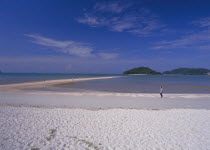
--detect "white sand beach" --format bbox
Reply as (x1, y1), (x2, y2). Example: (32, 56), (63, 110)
(0, 77), (210, 150)
(0, 106), (210, 150)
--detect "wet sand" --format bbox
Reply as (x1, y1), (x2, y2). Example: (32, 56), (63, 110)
(1, 90), (210, 110)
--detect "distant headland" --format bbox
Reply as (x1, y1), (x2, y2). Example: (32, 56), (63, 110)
(163, 68), (210, 75)
(123, 67), (210, 75)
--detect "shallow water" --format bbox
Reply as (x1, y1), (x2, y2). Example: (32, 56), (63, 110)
(0, 73), (114, 85)
(1, 73), (210, 94)
(55, 75), (210, 94)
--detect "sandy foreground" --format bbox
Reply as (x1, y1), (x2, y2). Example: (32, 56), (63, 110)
(0, 106), (210, 150)
(0, 77), (210, 150)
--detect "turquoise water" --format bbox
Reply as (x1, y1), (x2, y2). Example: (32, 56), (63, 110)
(1, 73), (210, 93)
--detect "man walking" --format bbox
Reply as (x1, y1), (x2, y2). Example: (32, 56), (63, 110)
(160, 86), (163, 98)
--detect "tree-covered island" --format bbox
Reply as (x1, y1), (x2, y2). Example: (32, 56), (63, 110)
(123, 67), (210, 75)
(123, 67), (161, 75)
(163, 68), (210, 75)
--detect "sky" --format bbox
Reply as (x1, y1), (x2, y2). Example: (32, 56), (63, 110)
(0, 0), (210, 73)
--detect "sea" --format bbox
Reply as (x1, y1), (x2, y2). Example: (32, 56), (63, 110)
(1, 73), (210, 94)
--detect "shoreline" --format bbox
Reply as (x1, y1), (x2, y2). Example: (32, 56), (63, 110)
(0, 76), (210, 110)
(1, 90), (210, 110)
(0, 76), (122, 90)
(3, 90), (210, 98)
(1, 102), (210, 111)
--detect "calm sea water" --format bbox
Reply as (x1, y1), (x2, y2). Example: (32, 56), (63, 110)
(56, 75), (210, 94)
(1, 73), (210, 94)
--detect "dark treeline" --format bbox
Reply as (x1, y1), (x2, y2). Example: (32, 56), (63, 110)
(124, 67), (210, 75)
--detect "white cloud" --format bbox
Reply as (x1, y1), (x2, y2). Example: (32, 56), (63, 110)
(25, 34), (93, 57)
(193, 17), (210, 28)
(77, 13), (107, 27)
(152, 17), (210, 50)
(110, 15), (138, 32)
(94, 1), (128, 13)
(98, 53), (119, 59)
(25, 34), (120, 59)
(77, 2), (164, 36)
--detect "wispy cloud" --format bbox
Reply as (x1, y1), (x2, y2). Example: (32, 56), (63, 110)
(77, 13), (107, 27)
(77, 1), (164, 36)
(152, 17), (210, 50)
(98, 52), (119, 59)
(25, 34), (93, 57)
(193, 17), (210, 28)
(94, 1), (129, 13)
(25, 34), (119, 59)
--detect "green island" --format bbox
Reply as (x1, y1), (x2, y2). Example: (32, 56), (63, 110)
(163, 68), (210, 75)
(123, 67), (161, 75)
(123, 67), (210, 75)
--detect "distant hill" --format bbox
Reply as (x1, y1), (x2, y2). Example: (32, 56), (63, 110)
(123, 67), (161, 75)
(163, 68), (210, 75)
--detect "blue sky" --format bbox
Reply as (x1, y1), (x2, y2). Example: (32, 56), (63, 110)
(1, 0), (210, 73)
